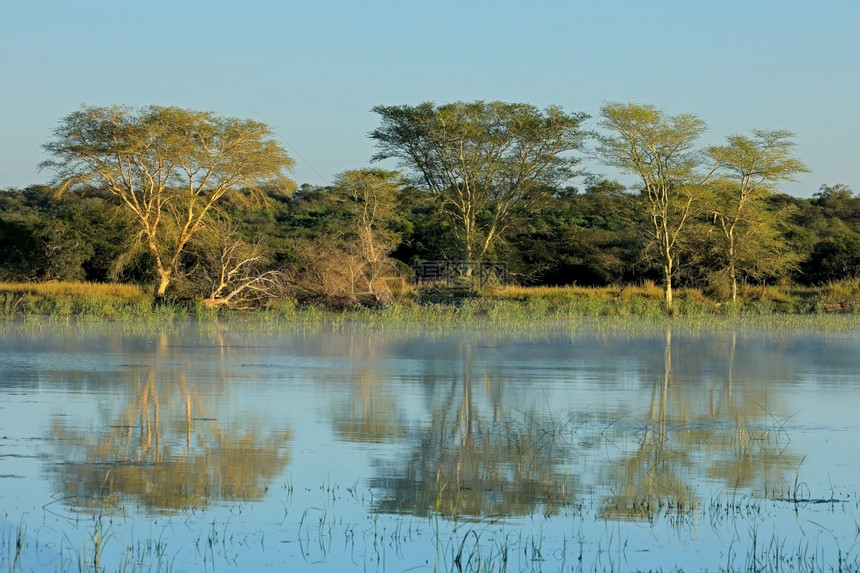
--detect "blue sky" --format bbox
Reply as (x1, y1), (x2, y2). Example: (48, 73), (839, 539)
(1, 0), (858, 197)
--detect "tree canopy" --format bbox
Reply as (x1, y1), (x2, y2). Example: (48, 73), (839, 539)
(2, 99), (855, 311)
(41, 105), (295, 296)
(371, 101), (588, 264)
(597, 102), (712, 311)
(707, 129), (808, 302)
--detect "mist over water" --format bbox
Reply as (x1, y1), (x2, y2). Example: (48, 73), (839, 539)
(1, 321), (859, 571)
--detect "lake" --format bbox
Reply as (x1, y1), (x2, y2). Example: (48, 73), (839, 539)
(1, 319), (859, 571)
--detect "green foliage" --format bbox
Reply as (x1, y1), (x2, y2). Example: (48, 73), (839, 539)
(790, 185), (860, 285)
(706, 129), (808, 301)
(281, 169), (411, 308)
(801, 232), (860, 283)
(2, 99), (856, 304)
(0, 186), (130, 282)
(597, 102), (712, 311)
(42, 104), (295, 296)
(508, 179), (643, 286)
(371, 101), (588, 262)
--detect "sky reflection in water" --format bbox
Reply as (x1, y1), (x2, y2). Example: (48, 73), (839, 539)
(1, 322), (859, 571)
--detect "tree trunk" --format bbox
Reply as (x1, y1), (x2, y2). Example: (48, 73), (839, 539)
(730, 262), (738, 304)
(728, 229), (737, 304)
(155, 270), (171, 297)
(463, 236), (474, 277)
(148, 240), (171, 298)
(663, 263), (673, 313)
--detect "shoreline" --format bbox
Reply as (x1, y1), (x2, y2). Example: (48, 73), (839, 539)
(2, 280), (860, 321)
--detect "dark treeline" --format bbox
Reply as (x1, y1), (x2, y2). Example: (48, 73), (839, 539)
(0, 102), (859, 310)
(1, 180), (857, 300)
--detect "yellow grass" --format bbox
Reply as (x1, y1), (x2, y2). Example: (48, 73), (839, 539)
(0, 281), (147, 299)
(487, 283), (667, 301)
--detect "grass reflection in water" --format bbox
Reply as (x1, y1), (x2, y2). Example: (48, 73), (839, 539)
(1, 320), (858, 571)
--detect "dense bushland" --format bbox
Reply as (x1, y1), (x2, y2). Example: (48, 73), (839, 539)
(1, 102), (858, 312)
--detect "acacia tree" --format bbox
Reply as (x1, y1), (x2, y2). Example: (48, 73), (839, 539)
(597, 102), (713, 311)
(335, 169), (402, 266)
(370, 101), (588, 265)
(286, 169), (406, 306)
(333, 168), (405, 302)
(707, 130), (808, 302)
(183, 220), (285, 309)
(42, 105), (295, 296)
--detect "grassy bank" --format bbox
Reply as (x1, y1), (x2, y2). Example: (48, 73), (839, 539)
(2, 280), (860, 325)
(486, 281), (860, 315)
(0, 281), (174, 321)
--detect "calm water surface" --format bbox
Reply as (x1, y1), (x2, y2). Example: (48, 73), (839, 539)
(1, 320), (859, 571)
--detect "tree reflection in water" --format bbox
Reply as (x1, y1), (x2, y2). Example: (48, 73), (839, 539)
(342, 330), (801, 522)
(367, 343), (581, 518)
(597, 327), (799, 521)
(331, 333), (405, 444)
(50, 332), (292, 513)
(45, 326), (804, 522)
